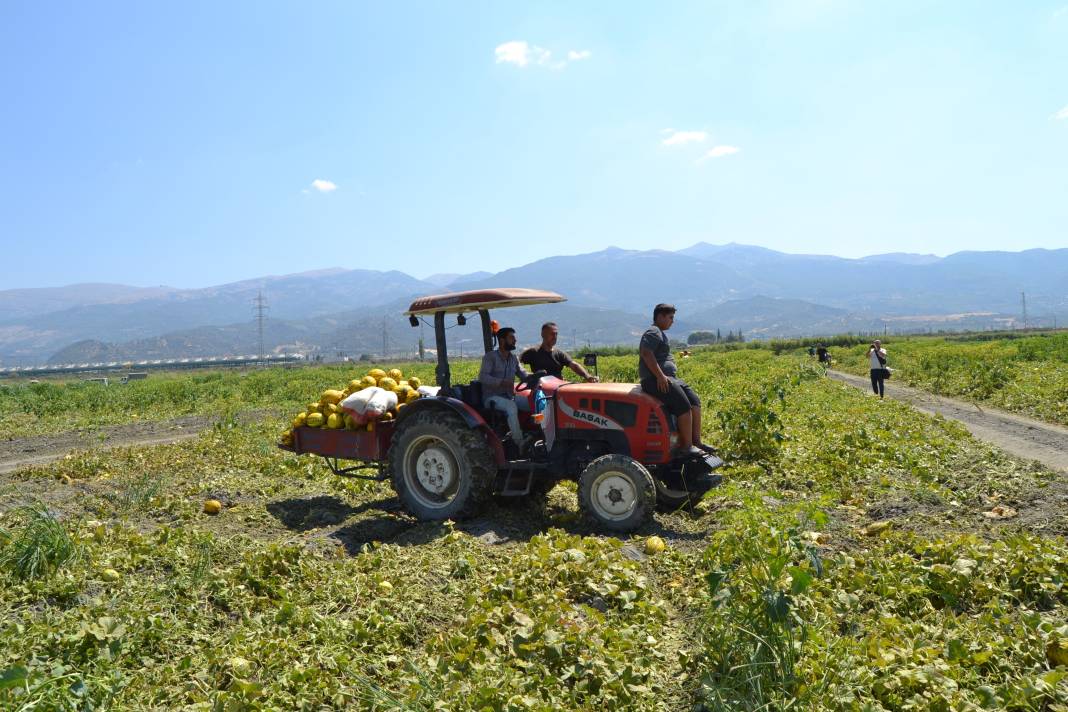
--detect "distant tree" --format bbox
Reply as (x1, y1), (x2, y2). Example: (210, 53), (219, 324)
(716, 328), (722, 341)
(359, 353), (373, 362)
(687, 331), (718, 345)
(418, 338), (425, 361)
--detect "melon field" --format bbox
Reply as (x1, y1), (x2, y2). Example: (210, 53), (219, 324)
(833, 332), (1068, 427)
(2, 349), (1068, 710)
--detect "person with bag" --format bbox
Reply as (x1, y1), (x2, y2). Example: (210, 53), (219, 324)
(867, 340), (889, 398)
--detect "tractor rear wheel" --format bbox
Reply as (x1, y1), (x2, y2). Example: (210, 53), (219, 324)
(389, 411), (496, 521)
(577, 455), (655, 532)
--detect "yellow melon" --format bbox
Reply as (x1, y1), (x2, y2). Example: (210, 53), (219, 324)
(306, 412), (325, 428)
(407, 377), (421, 389)
(327, 413), (343, 429)
(378, 377), (398, 391)
(292, 412), (307, 428)
(320, 389), (345, 405)
(645, 536), (667, 555)
(388, 368), (403, 382)
(368, 368), (387, 380)
(361, 375), (377, 389)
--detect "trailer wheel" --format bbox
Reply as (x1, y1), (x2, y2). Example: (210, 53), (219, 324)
(578, 455), (655, 532)
(389, 411), (496, 520)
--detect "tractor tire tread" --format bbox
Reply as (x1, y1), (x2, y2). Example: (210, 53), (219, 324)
(389, 410), (496, 521)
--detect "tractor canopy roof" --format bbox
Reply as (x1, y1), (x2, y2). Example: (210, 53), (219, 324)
(404, 288), (566, 316)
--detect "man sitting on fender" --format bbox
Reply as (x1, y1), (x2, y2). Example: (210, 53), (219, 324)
(520, 322), (599, 382)
(477, 327), (531, 449)
(638, 303), (711, 458)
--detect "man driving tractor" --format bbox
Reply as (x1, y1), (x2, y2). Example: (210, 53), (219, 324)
(520, 321), (599, 382)
(639, 303), (712, 458)
(477, 326), (531, 449)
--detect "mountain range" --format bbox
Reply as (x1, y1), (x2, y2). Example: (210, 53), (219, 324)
(1, 243), (1065, 365)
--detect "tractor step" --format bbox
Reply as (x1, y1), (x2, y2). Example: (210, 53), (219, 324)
(498, 460), (550, 496)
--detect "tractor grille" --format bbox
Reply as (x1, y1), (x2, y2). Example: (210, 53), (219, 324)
(646, 411), (663, 434)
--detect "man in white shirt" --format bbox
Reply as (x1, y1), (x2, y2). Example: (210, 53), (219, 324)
(867, 340), (888, 398)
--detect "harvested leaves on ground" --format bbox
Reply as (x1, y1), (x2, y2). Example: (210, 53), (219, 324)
(2, 350), (1067, 710)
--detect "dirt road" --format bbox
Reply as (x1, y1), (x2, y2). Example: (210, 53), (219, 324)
(828, 370), (1068, 474)
(0, 411), (277, 474)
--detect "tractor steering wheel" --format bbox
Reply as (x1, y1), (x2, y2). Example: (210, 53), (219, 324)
(516, 370), (547, 393)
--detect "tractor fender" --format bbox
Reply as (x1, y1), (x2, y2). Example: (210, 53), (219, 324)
(395, 397), (507, 465)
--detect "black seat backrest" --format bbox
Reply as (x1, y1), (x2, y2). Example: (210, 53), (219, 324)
(454, 381), (483, 408)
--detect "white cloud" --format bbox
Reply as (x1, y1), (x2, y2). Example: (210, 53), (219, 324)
(661, 130), (708, 146)
(309, 179), (337, 193)
(496, 41), (541, 67)
(698, 145), (741, 162)
(1054, 5), (1068, 18)
(1056, 105), (1068, 120)
(495, 41), (590, 69)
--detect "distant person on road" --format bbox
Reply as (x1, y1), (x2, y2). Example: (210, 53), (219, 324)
(868, 340), (888, 398)
(638, 303), (711, 458)
(478, 327), (531, 447)
(520, 322), (599, 382)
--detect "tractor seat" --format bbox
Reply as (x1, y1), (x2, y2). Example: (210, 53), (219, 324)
(450, 381), (515, 435)
(452, 381), (483, 408)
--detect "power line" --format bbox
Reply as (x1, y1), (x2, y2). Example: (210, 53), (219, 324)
(252, 291), (269, 362)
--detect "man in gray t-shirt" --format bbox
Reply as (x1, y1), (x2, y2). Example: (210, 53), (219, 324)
(638, 304), (709, 457)
(478, 327), (530, 447)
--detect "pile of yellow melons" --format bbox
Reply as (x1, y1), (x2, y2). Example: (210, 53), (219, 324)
(280, 368), (424, 446)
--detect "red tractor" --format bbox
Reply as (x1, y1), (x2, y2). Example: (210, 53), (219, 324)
(284, 288), (722, 532)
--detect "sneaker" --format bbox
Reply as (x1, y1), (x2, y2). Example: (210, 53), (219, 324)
(695, 443), (718, 456)
(671, 445), (704, 459)
(519, 433), (539, 455)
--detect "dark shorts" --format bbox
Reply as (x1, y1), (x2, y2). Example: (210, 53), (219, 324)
(640, 377), (701, 416)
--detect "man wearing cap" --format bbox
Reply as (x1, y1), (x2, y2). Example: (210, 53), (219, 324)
(477, 327), (531, 449)
(639, 303), (710, 458)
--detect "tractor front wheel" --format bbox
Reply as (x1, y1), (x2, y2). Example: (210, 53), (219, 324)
(577, 455), (655, 532)
(389, 411), (496, 521)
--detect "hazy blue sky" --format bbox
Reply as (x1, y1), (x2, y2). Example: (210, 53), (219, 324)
(2, 1), (1066, 290)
